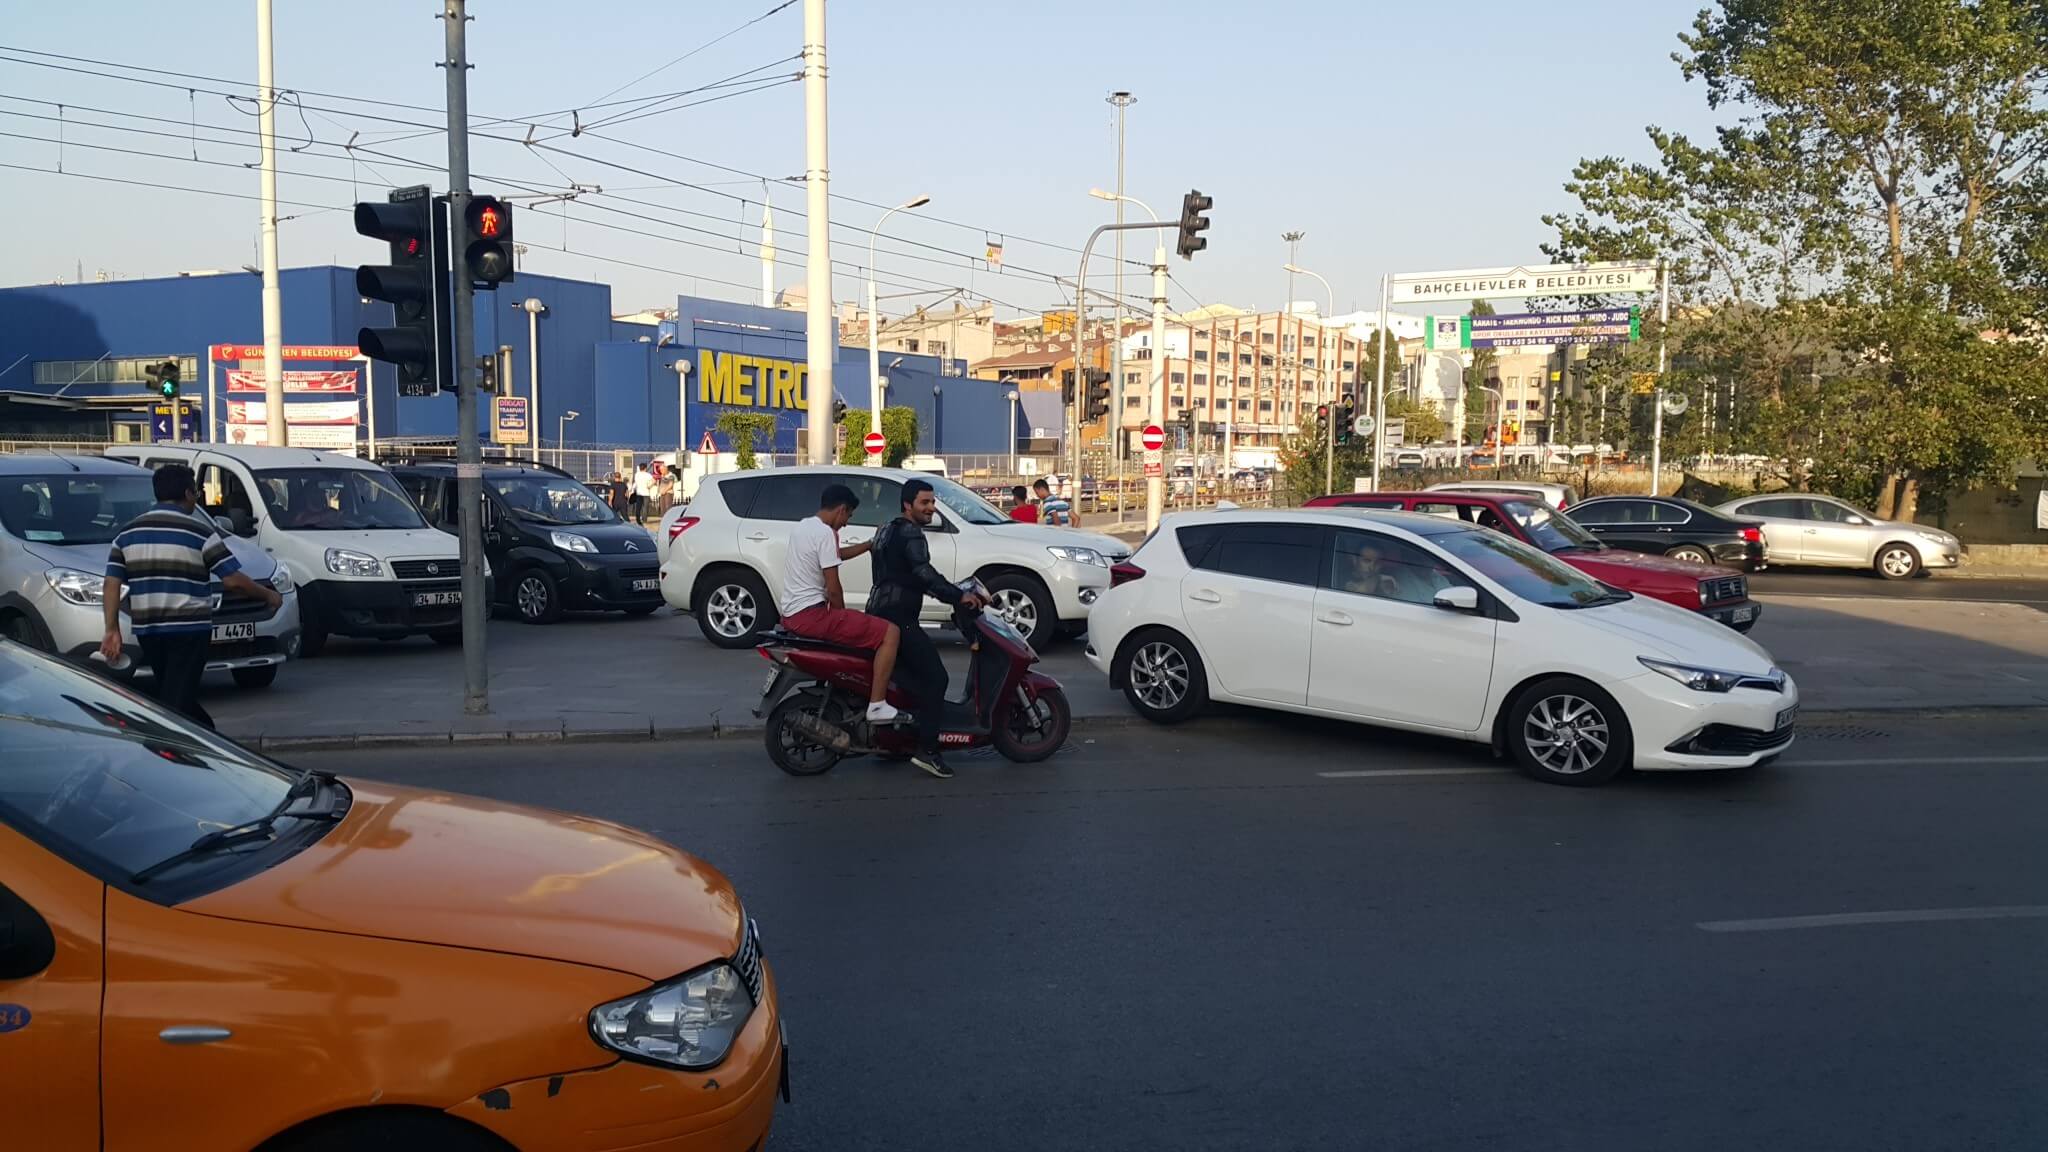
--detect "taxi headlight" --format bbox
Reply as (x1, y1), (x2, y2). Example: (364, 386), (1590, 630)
(589, 962), (753, 1069)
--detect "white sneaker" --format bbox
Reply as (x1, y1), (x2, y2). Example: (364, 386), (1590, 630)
(865, 701), (901, 723)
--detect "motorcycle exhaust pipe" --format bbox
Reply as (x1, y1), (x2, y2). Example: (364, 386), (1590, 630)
(788, 710), (853, 753)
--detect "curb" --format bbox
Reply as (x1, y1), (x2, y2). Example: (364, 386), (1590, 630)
(233, 704), (2037, 754)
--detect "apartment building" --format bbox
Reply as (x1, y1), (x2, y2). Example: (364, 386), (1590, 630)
(1111, 306), (1374, 448)
(840, 300), (995, 372)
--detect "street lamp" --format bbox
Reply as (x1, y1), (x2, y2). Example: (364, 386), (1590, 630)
(1281, 263), (1335, 319)
(1283, 261), (1343, 492)
(672, 358), (693, 488)
(1089, 188), (1163, 513)
(519, 297), (546, 463)
(1004, 385), (1020, 478)
(557, 410), (579, 470)
(867, 195), (931, 464)
(1475, 382), (1504, 475)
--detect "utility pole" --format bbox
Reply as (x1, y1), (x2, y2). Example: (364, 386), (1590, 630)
(1108, 91), (1135, 512)
(1147, 242), (1168, 532)
(1648, 259), (1669, 495)
(759, 182), (776, 308)
(802, 0), (833, 468)
(255, 0), (286, 447)
(441, 0), (487, 715)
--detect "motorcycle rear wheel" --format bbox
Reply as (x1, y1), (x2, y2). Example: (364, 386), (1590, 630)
(993, 686), (1071, 763)
(765, 692), (845, 777)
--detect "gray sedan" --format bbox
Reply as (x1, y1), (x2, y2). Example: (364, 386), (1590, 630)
(1715, 493), (1960, 579)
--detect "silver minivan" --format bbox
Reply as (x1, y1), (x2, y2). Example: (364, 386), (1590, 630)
(0, 453), (300, 687)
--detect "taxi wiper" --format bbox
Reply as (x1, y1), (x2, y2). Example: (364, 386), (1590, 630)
(131, 770), (342, 884)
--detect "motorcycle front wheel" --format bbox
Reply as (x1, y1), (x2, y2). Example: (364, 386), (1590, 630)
(993, 686), (1071, 763)
(765, 692), (845, 777)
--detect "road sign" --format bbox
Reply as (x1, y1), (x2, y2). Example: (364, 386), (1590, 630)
(1426, 308), (1639, 350)
(1380, 417), (1405, 448)
(150, 404), (198, 442)
(1391, 261), (1659, 303)
(1631, 372), (1660, 395)
(1352, 414), (1376, 439)
(698, 429), (716, 454)
(864, 430), (887, 457)
(492, 396), (529, 446)
(1660, 392), (1690, 416)
(1141, 423), (1165, 478)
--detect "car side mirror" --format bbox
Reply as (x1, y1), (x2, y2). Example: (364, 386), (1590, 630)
(1433, 586), (1481, 613)
(212, 514), (236, 535)
(0, 885), (56, 980)
(1845, 515), (1867, 526)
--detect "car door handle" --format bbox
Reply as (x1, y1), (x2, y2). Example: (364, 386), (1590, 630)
(1317, 611), (1353, 626)
(1187, 589), (1222, 604)
(1803, 528), (1818, 534)
(745, 532), (769, 542)
(160, 1026), (232, 1045)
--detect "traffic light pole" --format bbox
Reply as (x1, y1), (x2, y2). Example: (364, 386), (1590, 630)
(1073, 220), (1173, 509)
(1147, 246), (1167, 533)
(442, 0), (488, 715)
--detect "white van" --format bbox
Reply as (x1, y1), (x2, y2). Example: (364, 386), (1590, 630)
(103, 444), (471, 655)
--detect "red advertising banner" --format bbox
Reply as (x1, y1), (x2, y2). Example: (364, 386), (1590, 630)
(225, 369), (358, 395)
(210, 344), (360, 362)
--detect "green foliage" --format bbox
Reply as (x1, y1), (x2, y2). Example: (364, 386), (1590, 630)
(1381, 392), (1446, 446)
(1542, 0), (2048, 519)
(835, 407), (920, 467)
(714, 410), (776, 471)
(1275, 414), (1372, 504)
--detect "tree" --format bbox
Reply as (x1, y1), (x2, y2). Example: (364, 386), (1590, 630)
(1544, 0), (2048, 519)
(714, 410), (776, 470)
(835, 407), (920, 467)
(1381, 392), (1445, 446)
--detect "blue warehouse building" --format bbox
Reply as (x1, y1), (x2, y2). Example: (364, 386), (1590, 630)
(0, 267), (1016, 456)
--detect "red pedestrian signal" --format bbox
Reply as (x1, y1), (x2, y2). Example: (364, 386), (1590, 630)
(462, 195), (515, 288)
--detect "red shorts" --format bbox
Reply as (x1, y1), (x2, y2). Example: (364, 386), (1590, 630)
(782, 604), (891, 649)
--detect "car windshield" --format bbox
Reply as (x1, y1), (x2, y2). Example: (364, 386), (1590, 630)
(1435, 526), (1626, 608)
(0, 644), (300, 881)
(1503, 499), (1603, 552)
(0, 472), (155, 545)
(489, 474), (616, 525)
(255, 468), (425, 530)
(926, 476), (1010, 526)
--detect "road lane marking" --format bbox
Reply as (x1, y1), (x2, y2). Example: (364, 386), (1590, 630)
(1698, 905), (2048, 933)
(1318, 767), (1506, 779)
(1787, 754), (2048, 768)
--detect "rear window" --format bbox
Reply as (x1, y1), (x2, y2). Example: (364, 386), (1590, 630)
(1184, 522), (1320, 587)
(713, 475), (765, 518)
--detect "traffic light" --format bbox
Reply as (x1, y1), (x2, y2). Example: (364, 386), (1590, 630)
(1083, 368), (1111, 422)
(1335, 395), (1356, 445)
(1315, 402), (1330, 433)
(1061, 368), (1077, 406)
(1176, 190), (1213, 260)
(145, 360), (181, 401)
(478, 353), (499, 395)
(462, 195), (515, 288)
(354, 185), (451, 395)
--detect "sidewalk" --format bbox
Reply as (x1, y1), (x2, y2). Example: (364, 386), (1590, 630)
(202, 592), (2048, 751)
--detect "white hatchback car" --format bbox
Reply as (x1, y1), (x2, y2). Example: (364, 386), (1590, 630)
(659, 466), (1130, 648)
(1085, 508), (1799, 786)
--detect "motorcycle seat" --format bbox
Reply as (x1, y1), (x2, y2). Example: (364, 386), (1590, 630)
(761, 628), (874, 658)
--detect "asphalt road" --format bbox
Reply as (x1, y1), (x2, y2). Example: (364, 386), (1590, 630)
(298, 709), (2048, 1152)
(1747, 568), (2048, 603)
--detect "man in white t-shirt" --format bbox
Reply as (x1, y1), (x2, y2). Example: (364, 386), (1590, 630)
(781, 483), (901, 723)
(630, 466), (655, 522)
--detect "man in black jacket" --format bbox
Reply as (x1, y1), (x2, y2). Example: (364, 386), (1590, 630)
(866, 478), (984, 779)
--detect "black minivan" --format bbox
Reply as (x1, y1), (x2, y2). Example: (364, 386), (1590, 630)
(389, 460), (663, 624)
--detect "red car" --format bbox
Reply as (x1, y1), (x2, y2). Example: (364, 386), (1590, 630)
(1305, 491), (1763, 631)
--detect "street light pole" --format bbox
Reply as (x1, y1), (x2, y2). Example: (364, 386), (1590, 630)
(1284, 261), (1337, 492)
(557, 411), (578, 469)
(1005, 386), (1020, 479)
(1108, 91), (1135, 506)
(521, 298), (545, 463)
(1074, 216), (1172, 513)
(867, 195), (930, 465)
(801, 0), (833, 468)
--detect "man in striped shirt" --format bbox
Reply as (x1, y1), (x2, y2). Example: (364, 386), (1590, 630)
(100, 463), (280, 728)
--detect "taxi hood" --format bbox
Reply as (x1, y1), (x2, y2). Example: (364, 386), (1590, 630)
(183, 780), (744, 981)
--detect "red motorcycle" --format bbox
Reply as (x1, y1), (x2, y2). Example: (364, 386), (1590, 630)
(754, 579), (1072, 776)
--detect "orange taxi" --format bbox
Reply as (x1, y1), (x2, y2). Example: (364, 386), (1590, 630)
(0, 641), (785, 1152)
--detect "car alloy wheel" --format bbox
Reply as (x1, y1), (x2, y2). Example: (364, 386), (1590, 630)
(706, 583), (757, 638)
(1129, 641), (1190, 712)
(1668, 545), (1712, 565)
(988, 587), (1038, 637)
(516, 575), (550, 620)
(1522, 692), (1611, 777)
(1877, 544), (1920, 579)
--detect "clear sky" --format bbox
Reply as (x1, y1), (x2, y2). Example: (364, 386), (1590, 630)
(0, 0), (1724, 322)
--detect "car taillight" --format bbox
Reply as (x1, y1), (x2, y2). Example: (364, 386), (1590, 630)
(1110, 561), (1145, 587)
(668, 516), (700, 543)
(1740, 526), (1763, 543)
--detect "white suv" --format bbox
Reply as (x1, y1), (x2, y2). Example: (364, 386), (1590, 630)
(659, 466), (1130, 648)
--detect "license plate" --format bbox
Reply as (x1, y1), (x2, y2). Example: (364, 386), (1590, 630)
(1733, 604), (1756, 623)
(1775, 704), (1798, 731)
(760, 667), (779, 696)
(632, 578), (659, 592)
(413, 591), (460, 607)
(210, 622), (255, 643)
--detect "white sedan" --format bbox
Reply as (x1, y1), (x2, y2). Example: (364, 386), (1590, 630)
(1084, 508), (1799, 786)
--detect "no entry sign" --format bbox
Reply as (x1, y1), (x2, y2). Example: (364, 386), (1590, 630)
(1142, 423), (1165, 478)
(864, 430), (887, 456)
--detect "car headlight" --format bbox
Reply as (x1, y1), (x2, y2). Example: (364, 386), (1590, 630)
(589, 962), (754, 1070)
(45, 568), (106, 606)
(325, 547), (382, 578)
(551, 530), (598, 554)
(1638, 656), (1748, 693)
(1914, 530), (1954, 547)
(1047, 545), (1107, 568)
(269, 561), (295, 595)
